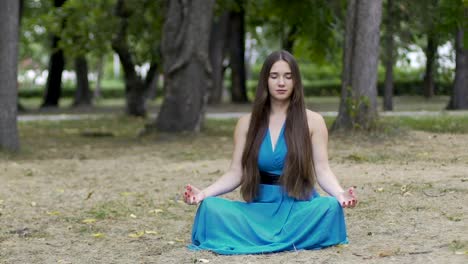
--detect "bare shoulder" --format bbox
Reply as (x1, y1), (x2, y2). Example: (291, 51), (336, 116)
(305, 109), (327, 134)
(235, 113), (252, 134)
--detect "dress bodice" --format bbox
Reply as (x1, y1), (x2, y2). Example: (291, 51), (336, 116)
(257, 124), (287, 175)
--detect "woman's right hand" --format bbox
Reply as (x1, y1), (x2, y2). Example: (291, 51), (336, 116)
(183, 184), (206, 205)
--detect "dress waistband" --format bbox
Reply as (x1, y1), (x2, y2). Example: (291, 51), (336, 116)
(259, 171), (281, 185)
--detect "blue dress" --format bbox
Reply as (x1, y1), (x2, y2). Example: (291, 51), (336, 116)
(189, 124), (348, 255)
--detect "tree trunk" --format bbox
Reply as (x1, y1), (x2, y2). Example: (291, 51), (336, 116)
(0, 0), (20, 151)
(41, 0), (66, 108)
(42, 35), (65, 107)
(229, 6), (248, 103)
(144, 62), (159, 101)
(383, 0), (394, 111)
(112, 0), (146, 116)
(73, 56), (92, 106)
(154, 0), (215, 132)
(282, 24), (298, 53)
(208, 11), (230, 105)
(447, 22), (468, 109)
(332, 0), (382, 131)
(423, 33), (437, 98)
(93, 56), (104, 99)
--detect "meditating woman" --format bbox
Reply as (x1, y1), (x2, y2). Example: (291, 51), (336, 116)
(183, 50), (357, 255)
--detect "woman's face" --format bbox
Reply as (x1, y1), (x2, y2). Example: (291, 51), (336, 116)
(267, 60), (294, 102)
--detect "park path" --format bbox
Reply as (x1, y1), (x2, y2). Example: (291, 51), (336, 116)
(17, 110), (468, 122)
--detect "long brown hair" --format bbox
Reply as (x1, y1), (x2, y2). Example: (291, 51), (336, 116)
(240, 50), (315, 201)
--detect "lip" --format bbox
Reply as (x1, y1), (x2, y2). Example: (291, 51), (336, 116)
(275, 89), (287, 94)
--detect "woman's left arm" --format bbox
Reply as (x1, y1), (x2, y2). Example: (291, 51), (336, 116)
(308, 111), (357, 208)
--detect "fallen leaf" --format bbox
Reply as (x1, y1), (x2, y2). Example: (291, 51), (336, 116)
(85, 191), (94, 200)
(56, 189), (65, 193)
(377, 187), (384, 192)
(148, 209), (164, 214)
(82, 218), (97, 224)
(120, 192), (135, 197)
(91, 233), (105, 238)
(167, 241), (175, 245)
(198, 259), (210, 263)
(454, 251), (468, 255)
(0, 200), (4, 205)
(47, 211), (61, 216)
(144, 230), (158, 235)
(175, 238), (184, 242)
(31, 201), (37, 207)
(128, 231), (145, 238)
(378, 250), (394, 257)
(129, 214), (137, 218)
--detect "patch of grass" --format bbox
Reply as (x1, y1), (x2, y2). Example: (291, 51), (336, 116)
(449, 240), (468, 252)
(390, 115), (468, 134)
(87, 201), (133, 220)
(344, 152), (392, 163)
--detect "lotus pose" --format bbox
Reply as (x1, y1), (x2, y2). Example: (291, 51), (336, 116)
(183, 50), (357, 255)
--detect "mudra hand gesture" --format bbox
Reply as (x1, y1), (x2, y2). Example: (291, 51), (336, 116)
(183, 184), (205, 205)
(337, 186), (357, 208)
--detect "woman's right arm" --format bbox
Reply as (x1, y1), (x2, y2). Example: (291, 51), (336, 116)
(184, 114), (250, 204)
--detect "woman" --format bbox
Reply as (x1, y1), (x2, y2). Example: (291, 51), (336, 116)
(183, 50), (357, 255)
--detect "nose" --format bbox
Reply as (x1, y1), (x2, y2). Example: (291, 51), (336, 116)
(278, 76), (285, 85)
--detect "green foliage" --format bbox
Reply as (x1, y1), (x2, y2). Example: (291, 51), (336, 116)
(55, 0), (118, 58)
(246, 0), (341, 63)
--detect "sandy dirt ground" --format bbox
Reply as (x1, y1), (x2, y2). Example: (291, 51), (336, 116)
(0, 121), (467, 264)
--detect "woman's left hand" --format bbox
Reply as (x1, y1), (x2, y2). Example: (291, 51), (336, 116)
(337, 186), (357, 208)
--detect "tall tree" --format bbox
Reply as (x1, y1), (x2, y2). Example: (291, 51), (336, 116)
(332, 0), (383, 130)
(229, 1), (248, 103)
(111, 0), (162, 116)
(447, 6), (468, 109)
(41, 0), (67, 107)
(383, 0), (396, 111)
(154, 0), (215, 132)
(208, 11), (230, 105)
(73, 56), (92, 106)
(0, 0), (20, 151)
(422, 21), (438, 98)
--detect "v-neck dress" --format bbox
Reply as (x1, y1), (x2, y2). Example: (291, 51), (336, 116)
(188, 125), (348, 255)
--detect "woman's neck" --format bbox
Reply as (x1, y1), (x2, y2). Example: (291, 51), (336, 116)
(270, 98), (290, 116)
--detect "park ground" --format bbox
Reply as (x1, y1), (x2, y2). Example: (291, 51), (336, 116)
(1, 97), (468, 263)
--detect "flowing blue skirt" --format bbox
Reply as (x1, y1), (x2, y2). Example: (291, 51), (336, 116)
(188, 184), (348, 255)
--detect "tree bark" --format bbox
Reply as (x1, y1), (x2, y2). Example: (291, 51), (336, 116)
(383, 0), (395, 111)
(144, 62), (159, 100)
(112, 0), (147, 116)
(208, 11), (230, 105)
(423, 32), (437, 98)
(229, 5), (248, 103)
(154, 0), (215, 132)
(447, 22), (468, 109)
(93, 56), (104, 99)
(73, 56), (92, 106)
(0, 0), (20, 151)
(332, 0), (382, 131)
(41, 0), (66, 108)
